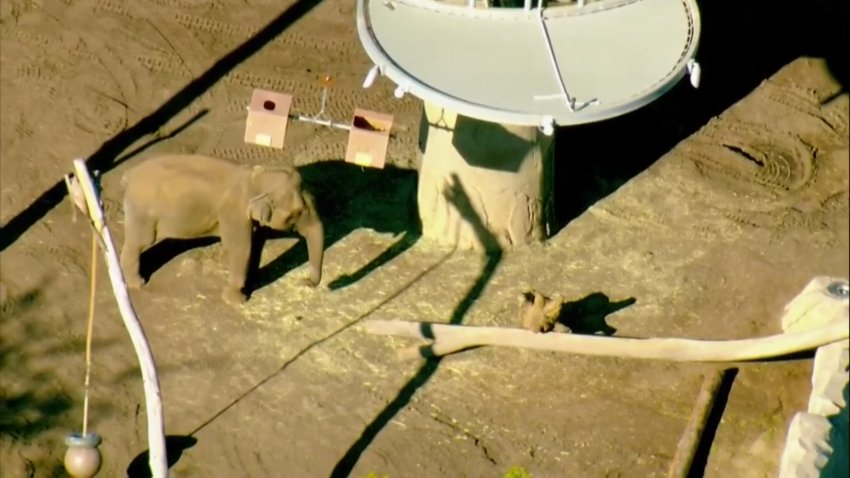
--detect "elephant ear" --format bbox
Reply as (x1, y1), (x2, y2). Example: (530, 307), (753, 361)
(247, 194), (272, 225)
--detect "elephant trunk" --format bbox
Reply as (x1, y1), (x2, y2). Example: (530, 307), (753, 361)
(297, 191), (324, 287)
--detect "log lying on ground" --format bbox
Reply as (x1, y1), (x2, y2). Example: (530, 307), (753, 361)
(666, 368), (728, 478)
(360, 319), (849, 362)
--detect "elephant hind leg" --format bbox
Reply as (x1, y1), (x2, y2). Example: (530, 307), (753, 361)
(121, 208), (157, 288)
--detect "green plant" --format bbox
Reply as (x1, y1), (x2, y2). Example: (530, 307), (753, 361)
(362, 473), (389, 478)
(503, 465), (533, 478)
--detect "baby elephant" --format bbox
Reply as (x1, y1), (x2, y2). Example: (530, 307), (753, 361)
(120, 154), (324, 305)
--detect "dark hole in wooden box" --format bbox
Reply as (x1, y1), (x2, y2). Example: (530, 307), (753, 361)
(353, 115), (386, 132)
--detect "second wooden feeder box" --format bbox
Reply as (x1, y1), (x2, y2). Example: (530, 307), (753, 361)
(345, 108), (393, 169)
(244, 89), (293, 149)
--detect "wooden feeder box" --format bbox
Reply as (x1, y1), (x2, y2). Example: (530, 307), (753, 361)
(244, 89), (293, 149)
(345, 108), (393, 169)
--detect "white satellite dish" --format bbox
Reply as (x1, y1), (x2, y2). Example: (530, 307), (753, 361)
(357, 0), (701, 128)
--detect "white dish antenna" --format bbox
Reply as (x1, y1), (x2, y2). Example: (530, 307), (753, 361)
(357, 0), (702, 128)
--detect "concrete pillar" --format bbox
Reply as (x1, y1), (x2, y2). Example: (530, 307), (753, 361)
(416, 102), (555, 251)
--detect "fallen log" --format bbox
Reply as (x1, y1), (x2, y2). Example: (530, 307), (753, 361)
(361, 317), (848, 362)
(666, 368), (729, 478)
(363, 277), (849, 361)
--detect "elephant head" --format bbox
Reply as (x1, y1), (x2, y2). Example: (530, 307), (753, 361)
(246, 165), (324, 286)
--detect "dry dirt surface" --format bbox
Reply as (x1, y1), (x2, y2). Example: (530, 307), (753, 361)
(1, 0), (848, 477)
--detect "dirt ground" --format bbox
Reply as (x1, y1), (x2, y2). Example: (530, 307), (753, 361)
(0, 0), (848, 477)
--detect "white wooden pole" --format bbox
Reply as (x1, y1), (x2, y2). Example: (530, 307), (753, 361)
(66, 159), (168, 478)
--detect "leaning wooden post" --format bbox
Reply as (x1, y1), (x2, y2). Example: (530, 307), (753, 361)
(66, 159), (168, 478)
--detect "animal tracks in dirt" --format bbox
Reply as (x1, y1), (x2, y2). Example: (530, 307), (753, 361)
(761, 82), (849, 135)
(142, 0), (214, 9)
(211, 132), (346, 165)
(12, 60), (65, 86)
(169, 11), (360, 53)
(681, 112), (848, 237)
(210, 145), (285, 164)
(11, 113), (35, 141)
(72, 93), (129, 137)
(92, 0), (140, 20)
(26, 243), (87, 277)
(135, 54), (184, 77)
(9, 29), (54, 49)
(687, 122), (817, 199)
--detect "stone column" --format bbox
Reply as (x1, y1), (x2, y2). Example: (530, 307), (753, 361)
(416, 101), (555, 251)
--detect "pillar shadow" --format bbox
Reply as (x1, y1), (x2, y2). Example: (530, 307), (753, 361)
(0, 0), (325, 253)
(168, 242), (454, 464)
(552, 0), (847, 232)
(329, 173), (503, 477)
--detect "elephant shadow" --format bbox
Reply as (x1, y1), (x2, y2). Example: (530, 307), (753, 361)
(248, 160), (420, 294)
(138, 237), (220, 283)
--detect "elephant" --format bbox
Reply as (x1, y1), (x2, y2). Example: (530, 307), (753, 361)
(119, 154), (324, 305)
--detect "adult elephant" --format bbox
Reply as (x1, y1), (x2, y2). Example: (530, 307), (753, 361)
(119, 154), (324, 305)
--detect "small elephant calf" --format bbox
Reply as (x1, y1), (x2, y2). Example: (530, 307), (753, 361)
(119, 154), (324, 305)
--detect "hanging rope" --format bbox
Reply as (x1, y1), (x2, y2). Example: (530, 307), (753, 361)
(82, 231), (98, 437)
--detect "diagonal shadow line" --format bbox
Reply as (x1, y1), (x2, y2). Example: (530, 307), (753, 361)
(0, 0), (324, 253)
(113, 109), (209, 168)
(186, 250), (453, 438)
(327, 231), (421, 291)
(330, 174), (503, 477)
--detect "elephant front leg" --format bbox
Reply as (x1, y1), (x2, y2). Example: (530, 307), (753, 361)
(295, 192), (324, 287)
(220, 221), (253, 305)
(120, 209), (155, 289)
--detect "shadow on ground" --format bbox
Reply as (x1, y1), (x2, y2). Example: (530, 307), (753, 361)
(87, 159), (421, 297)
(0, 0), (324, 253)
(0, 286), (74, 441)
(551, 0), (848, 230)
(0, 283), (118, 439)
(687, 368), (739, 478)
(823, 377), (850, 477)
(247, 160), (420, 296)
(138, 237), (220, 283)
(0, 282), (120, 474)
(558, 293), (636, 336)
(330, 173), (503, 477)
(167, 232), (453, 465)
(126, 435), (198, 478)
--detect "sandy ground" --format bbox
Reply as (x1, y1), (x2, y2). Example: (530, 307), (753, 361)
(0, 0), (848, 477)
